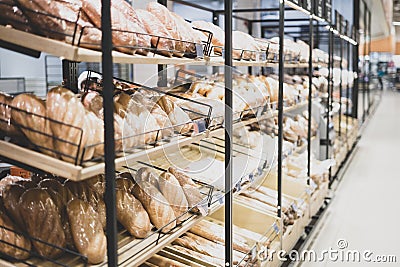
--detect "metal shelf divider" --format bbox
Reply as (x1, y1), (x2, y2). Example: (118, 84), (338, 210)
(307, 1), (314, 212)
(100, 0), (118, 266)
(277, 0), (285, 251)
(224, 0), (233, 265)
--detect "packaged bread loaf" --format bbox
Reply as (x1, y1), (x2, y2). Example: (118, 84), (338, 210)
(0, 175), (27, 195)
(171, 12), (197, 54)
(167, 167), (207, 215)
(158, 172), (190, 224)
(84, 91), (126, 154)
(115, 176), (134, 193)
(126, 98), (159, 145)
(39, 179), (76, 246)
(232, 31), (260, 60)
(116, 189), (151, 238)
(173, 233), (246, 264)
(2, 184), (25, 229)
(136, 9), (175, 57)
(192, 21), (224, 54)
(41, 187), (76, 248)
(156, 96), (192, 134)
(67, 199), (106, 264)
(147, 2), (185, 57)
(115, 0), (151, 54)
(189, 220), (251, 253)
(15, 0), (75, 40)
(11, 93), (55, 156)
(131, 92), (174, 138)
(0, 204), (31, 260)
(147, 254), (190, 267)
(46, 87), (88, 162)
(171, 245), (224, 266)
(39, 178), (75, 206)
(83, 110), (104, 160)
(114, 92), (145, 148)
(65, 180), (106, 229)
(82, 0), (138, 54)
(19, 188), (66, 258)
(0, 0), (33, 32)
(136, 167), (160, 188)
(133, 181), (176, 233)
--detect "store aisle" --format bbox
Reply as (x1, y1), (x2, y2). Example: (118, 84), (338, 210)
(300, 91), (400, 266)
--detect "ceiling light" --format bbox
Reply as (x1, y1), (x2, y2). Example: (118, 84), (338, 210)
(393, 21), (400, 26)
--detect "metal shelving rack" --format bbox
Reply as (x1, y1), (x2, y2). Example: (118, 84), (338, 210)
(0, 0), (370, 266)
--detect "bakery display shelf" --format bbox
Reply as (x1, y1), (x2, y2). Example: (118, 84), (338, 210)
(0, 25), (209, 66)
(6, 199), (222, 267)
(0, 158), (220, 267)
(0, 132), (206, 181)
(0, 26), (307, 68)
(0, 145), (252, 267)
(153, 208), (281, 267)
(206, 57), (310, 68)
(0, 97), (311, 181)
(0, 144), (280, 267)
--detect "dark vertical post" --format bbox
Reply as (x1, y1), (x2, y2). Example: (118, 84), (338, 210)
(362, 3), (367, 122)
(346, 36), (350, 152)
(352, 0), (360, 119)
(328, 25), (333, 185)
(339, 37), (343, 137)
(213, 11), (220, 75)
(248, 21), (253, 75)
(277, 0), (285, 227)
(367, 10), (371, 113)
(62, 60), (78, 93)
(158, 0), (168, 87)
(307, 10), (314, 181)
(316, 21), (320, 49)
(101, 0), (117, 266)
(224, 0), (233, 266)
(45, 56), (49, 93)
(158, 64), (168, 87)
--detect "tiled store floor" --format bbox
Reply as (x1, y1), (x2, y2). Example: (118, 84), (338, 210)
(300, 91), (400, 266)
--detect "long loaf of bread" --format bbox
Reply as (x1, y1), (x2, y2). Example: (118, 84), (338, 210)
(133, 181), (176, 233)
(19, 188), (66, 258)
(116, 189), (151, 238)
(189, 220), (251, 253)
(146, 254), (190, 267)
(167, 167), (207, 215)
(46, 87), (88, 163)
(67, 199), (106, 264)
(11, 94), (55, 156)
(158, 172), (190, 224)
(147, 2), (185, 57)
(136, 9), (175, 57)
(0, 207), (31, 260)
